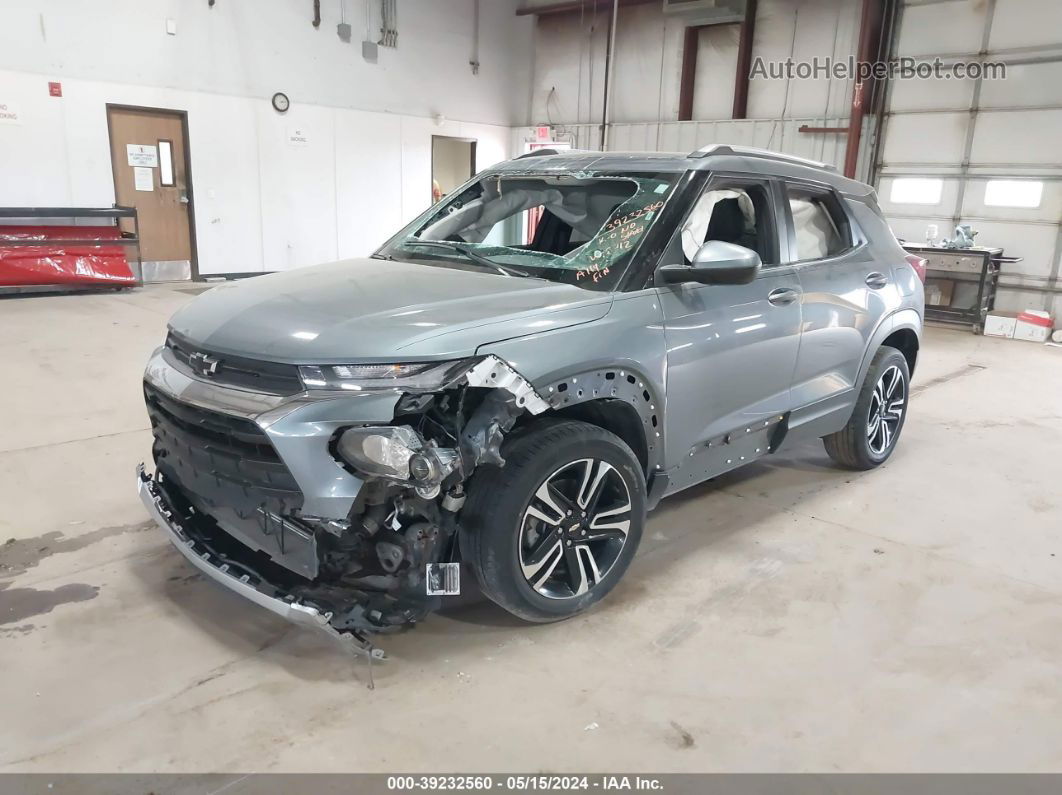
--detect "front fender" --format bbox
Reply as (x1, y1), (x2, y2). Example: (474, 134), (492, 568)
(475, 292), (668, 472)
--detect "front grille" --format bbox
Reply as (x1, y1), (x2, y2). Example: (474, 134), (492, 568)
(166, 331), (303, 396)
(144, 383), (303, 517)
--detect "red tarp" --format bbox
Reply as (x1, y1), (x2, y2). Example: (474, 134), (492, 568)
(0, 225), (136, 287)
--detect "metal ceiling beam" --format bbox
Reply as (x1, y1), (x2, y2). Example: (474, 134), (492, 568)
(731, 0), (757, 119)
(843, 0), (886, 179)
(516, 0), (654, 16)
(677, 25), (700, 122)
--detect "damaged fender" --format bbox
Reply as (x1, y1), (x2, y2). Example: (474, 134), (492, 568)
(454, 356), (549, 470)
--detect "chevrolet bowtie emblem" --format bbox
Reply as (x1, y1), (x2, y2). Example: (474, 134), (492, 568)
(189, 351), (221, 377)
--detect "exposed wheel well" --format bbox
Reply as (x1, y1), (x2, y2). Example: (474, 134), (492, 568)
(882, 328), (919, 375)
(515, 399), (649, 478)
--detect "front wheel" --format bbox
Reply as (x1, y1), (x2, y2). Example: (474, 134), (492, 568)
(460, 420), (646, 623)
(823, 346), (910, 470)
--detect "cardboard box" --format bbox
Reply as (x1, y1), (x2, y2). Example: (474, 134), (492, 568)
(1014, 310), (1054, 343)
(983, 311), (1017, 338)
(924, 278), (955, 307)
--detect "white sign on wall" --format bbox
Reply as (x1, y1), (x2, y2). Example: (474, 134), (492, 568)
(127, 144), (159, 167)
(287, 126), (310, 147)
(0, 102), (22, 125)
(134, 166), (154, 192)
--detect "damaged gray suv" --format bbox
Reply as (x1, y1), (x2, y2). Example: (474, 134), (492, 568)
(138, 145), (924, 655)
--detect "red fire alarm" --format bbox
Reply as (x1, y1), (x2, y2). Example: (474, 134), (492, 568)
(48, 81), (62, 97)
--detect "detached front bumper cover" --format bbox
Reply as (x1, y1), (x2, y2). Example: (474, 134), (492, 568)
(136, 464), (384, 660)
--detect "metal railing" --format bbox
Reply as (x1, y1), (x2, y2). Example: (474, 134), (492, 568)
(0, 205), (143, 278)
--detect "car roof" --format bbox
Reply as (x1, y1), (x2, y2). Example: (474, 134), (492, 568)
(493, 150), (691, 173)
(491, 144), (873, 197)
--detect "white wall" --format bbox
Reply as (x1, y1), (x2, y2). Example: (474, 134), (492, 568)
(0, 0), (532, 275)
(0, 0), (531, 127)
(529, 0), (861, 126)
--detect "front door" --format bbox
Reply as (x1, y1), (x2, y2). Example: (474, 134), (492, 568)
(107, 106), (194, 281)
(656, 177), (802, 487)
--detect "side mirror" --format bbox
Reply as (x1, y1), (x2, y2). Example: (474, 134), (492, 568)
(658, 241), (761, 285)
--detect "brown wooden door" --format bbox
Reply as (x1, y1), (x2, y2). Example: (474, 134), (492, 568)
(107, 107), (193, 278)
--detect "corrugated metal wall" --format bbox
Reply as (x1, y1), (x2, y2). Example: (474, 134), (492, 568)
(875, 0), (1062, 315)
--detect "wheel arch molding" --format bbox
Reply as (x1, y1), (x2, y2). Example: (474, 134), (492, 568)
(531, 364), (665, 476)
(855, 308), (922, 392)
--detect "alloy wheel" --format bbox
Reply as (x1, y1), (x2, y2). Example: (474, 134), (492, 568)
(518, 458), (633, 600)
(867, 365), (905, 456)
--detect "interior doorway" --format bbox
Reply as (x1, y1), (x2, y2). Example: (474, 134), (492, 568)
(107, 105), (197, 281)
(431, 136), (477, 204)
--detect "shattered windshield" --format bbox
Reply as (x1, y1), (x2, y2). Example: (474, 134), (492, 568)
(378, 171), (679, 291)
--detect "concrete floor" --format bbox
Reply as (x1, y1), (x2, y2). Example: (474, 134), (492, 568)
(1, 284), (1060, 773)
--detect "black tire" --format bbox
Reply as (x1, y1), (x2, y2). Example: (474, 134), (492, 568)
(823, 345), (911, 470)
(460, 419), (646, 623)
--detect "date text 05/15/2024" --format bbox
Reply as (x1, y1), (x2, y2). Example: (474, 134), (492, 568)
(386, 776), (664, 791)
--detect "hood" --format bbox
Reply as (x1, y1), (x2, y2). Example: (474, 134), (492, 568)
(169, 258), (611, 363)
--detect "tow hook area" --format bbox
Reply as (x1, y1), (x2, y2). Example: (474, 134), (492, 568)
(137, 465), (386, 686)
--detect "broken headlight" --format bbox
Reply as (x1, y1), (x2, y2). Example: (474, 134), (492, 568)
(336, 426), (422, 479)
(299, 358), (479, 392)
(335, 426), (460, 496)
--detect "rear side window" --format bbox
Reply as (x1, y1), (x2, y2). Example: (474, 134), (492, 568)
(786, 186), (852, 261)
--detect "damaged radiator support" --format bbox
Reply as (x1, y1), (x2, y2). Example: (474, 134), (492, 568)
(458, 355), (550, 466)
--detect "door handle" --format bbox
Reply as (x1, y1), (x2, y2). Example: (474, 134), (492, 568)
(768, 287), (798, 306)
(767, 287), (798, 306)
(866, 271), (888, 289)
(179, 194), (190, 205)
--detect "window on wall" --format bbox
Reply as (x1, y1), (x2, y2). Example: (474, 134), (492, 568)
(984, 180), (1043, 208)
(889, 178), (944, 205)
(786, 187), (851, 262)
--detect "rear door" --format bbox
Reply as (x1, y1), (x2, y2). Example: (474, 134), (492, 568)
(783, 181), (888, 411)
(656, 175), (803, 475)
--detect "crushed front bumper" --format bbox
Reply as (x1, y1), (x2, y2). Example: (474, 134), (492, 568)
(137, 464), (384, 660)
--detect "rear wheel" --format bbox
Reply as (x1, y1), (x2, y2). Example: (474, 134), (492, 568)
(460, 420), (646, 623)
(823, 346), (910, 470)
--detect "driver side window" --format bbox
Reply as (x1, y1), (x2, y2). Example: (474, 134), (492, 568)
(680, 184), (777, 267)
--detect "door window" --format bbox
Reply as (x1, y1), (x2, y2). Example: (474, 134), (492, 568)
(786, 187), (851, 261)
(158, 139), (175, 187)
(679, 183), (777, 266)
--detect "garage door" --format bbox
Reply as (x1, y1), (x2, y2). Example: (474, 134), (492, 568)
(874, 0), (1062, 317)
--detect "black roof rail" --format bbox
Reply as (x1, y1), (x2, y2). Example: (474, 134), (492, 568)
(688, 143), (839, 173)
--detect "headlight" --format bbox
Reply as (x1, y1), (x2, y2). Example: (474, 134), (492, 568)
(335, 426), (460, 492)
(335, 426), (422, 479)
(299, 358), (479, 392)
